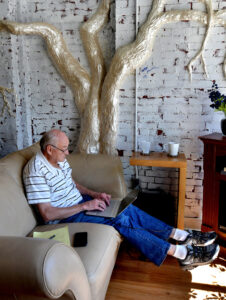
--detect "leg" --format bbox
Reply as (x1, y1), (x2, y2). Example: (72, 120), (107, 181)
(61, 202), (173, 242)
(61, 201), (171, 266)
(109, 211), (171, 266)
(122, 204), (173, 241)
(178, 166), (186, 229)
(60, 198), (219, 267)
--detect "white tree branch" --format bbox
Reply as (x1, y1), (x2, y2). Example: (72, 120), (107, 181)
(0, 86), (18, 117)
(148, 0), (166, 21)
(77, 0), (111, 153)
(187, 0), (213, 81)
(0, 21), (90, 115)
(1, 2), (225, 154)
(215, 9), (226, 18)
(100, 8), (226, 154)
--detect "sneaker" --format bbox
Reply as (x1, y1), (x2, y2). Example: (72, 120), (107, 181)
(179, 244), (220, 270)
(178, 229), (217, 246)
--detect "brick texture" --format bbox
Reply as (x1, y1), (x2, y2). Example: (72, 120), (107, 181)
(0, 0), (225, 220)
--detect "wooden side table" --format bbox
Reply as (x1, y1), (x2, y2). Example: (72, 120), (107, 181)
(130, 152), (187, 229)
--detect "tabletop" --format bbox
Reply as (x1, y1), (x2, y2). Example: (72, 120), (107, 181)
(130, 152), (187, 168)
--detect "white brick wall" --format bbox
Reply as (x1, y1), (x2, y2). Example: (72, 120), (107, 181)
(0, 0), (225, 220)
(115, 0), (225, 219)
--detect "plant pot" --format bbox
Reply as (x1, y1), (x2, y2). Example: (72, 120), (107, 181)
(221, 118), (226, 136)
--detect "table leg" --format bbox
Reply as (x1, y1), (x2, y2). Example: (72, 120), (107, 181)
(177, 167), (187, 229)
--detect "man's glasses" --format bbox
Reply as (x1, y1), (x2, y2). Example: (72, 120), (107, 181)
(49, 144), (69, 153)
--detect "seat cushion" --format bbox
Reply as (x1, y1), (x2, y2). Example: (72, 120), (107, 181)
(30, 222), (122, 300)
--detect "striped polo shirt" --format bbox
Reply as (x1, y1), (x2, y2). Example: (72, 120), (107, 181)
(23, 151), (83, 208)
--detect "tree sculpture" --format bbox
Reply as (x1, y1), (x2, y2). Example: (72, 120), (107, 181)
(0, 0), (225, 154)
(0, 86), (17, 117)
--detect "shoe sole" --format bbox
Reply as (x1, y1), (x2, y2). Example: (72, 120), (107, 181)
(181, 245), (220, 271)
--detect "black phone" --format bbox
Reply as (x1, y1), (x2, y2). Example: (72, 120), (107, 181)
(73, 232), (88, 247)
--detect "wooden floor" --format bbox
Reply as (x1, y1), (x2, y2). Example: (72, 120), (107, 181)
(106, 242), (226, 300)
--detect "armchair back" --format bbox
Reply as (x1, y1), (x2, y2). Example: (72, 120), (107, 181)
(0, 144), (127, 237)
(67, 153), (127, 200)
(0, 143), (40, 236)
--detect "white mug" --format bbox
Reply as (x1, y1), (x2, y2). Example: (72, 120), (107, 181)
(140, 140), (151, 155)
(164, 142), (179, 157)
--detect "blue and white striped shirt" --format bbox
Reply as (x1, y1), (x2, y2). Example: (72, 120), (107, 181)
(23, 151), (83, 208)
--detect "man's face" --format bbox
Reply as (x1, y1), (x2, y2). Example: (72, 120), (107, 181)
(50, 133), (69, 163)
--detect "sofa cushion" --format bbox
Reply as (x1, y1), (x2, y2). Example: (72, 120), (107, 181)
(31, 223), (122, 300)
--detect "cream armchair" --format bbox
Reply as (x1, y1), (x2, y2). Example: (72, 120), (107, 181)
(0, 144), (127, 300)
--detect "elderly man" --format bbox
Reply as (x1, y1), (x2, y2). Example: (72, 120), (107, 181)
(23, 129), (219, 269)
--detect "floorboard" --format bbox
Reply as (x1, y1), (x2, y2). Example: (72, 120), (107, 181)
(106, 242), (226, 300)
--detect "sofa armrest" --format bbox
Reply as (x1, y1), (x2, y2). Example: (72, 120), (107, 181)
(0, 236), (92, 300)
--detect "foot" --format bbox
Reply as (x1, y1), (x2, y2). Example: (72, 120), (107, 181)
(178, 229), (217, 246)
(178, 244), (220, 270)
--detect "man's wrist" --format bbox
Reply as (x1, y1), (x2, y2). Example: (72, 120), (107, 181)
(79, 202), (87, 212)
(91, 191), (99, 199)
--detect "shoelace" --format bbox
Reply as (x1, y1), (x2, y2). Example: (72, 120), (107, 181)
(189, 246), (204, 259)
(189, 231), (207, 244)
(193, 231), (204, 240)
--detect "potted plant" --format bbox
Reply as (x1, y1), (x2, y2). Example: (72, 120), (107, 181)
(208, 80), (226, 136)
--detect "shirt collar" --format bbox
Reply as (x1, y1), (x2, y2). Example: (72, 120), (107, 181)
(37, 151), (61, 174)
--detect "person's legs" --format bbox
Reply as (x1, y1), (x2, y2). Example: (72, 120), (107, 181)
(60, 196), (219, 268)
(109, 211), (171, 266)
(61, 198), (173, 241)
(60, 200), (172, 266)
(122, 204), (173, 240)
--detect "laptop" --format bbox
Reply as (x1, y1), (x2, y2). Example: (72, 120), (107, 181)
(86, 189), (139, 218)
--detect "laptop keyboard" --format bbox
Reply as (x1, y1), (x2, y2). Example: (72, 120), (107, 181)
(89, 199), (120, 216)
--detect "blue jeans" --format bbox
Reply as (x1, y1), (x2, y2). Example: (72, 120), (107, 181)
(60, 195), (172, 266)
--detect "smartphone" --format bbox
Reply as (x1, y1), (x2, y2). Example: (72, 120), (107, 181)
(73, 232), (88, 247)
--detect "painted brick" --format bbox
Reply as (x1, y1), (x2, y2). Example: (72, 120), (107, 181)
(155, 177), (172, 185)
(147, 183), (170, 191)
(0, 0), (225, 222)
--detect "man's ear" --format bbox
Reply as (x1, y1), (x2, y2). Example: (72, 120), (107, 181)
(46, 145), (53, 155)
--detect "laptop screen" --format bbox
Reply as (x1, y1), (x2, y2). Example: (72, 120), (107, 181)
(118, 190), (138, 214)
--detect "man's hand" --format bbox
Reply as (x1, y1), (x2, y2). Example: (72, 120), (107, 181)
(75, 182), (111, 206)
(95, 192), (111, 206)
(82, 199), (107, 212)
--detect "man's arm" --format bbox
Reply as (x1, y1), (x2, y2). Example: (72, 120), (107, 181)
(75, 182), (111, 205)
(37, 197), (108, 223)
